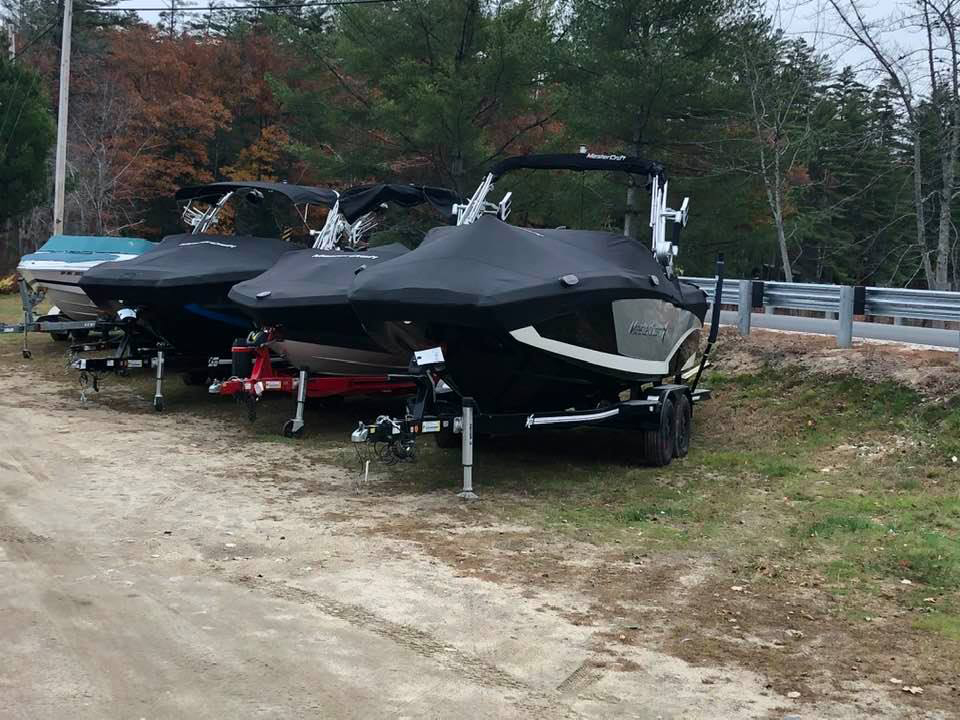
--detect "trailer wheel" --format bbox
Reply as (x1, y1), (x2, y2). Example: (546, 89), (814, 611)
(673, 394), (692, 459)
(21, 349), (31, 359)
(282, 419), (305, 439)
(153, 396), (164, 412)
(50, 331), (70, 342)
(435, 426), (460, 449)
(642, 396), (675, 467)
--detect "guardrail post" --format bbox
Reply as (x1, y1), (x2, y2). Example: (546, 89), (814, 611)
(837, 285), (854, 348)
(738, 280), (752, 336)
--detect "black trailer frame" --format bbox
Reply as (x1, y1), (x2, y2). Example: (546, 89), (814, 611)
(70, 340), (232, 411)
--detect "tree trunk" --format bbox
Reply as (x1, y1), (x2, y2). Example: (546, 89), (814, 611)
(912, 132), (935, 288)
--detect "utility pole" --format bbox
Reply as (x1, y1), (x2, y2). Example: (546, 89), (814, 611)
(52, 0), (72, 236)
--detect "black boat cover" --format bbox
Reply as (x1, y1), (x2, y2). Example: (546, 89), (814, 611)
(175, 182), (338, 207)
(489, 153), (664, 181)
(229, 243), (410, 309)
(338, 184), (463, 223)
(81, 234), (298, 291)
(349, 215), (706, 330)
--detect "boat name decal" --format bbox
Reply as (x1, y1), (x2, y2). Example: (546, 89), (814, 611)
(627, 321), (667, 340)
(586, 153), (627, 161)
(311, 254), (379, 259)
(179, 240), (237, 248)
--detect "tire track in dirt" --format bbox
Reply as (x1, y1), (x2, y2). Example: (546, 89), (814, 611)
(228, 573), (587, 719)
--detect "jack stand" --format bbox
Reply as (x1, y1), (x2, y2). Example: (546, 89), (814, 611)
(153, 348), (165, 412)
(18, 277), (41, 359)
(457, 397), (479, 499)
(282, 369), (308, 438)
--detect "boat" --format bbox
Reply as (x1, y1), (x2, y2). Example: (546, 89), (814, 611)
(79, 181), (342, 359)
(346, 153), (708, 415)
(17, 235), (155, 322)
(227, 183), (463, 376)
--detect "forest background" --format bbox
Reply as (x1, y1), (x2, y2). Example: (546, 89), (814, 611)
(2, 0), (959, 288)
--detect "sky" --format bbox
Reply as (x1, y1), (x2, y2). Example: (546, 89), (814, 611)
(767, 0), (930, 81)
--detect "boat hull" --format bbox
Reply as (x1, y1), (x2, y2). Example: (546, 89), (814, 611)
(18, 254), (142, 321)
(270, 339), (408, 376)
(362, 298), (703, 413)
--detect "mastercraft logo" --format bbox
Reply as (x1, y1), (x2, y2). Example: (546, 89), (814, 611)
(627, 320), (667, 340)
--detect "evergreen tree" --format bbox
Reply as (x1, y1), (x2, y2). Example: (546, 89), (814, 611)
(0, 35), (55, 223)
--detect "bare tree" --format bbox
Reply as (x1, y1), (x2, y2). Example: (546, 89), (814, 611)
(827, 0), (959, 289)
(66, 63), (152, 236)
(738, 31), (829, 281)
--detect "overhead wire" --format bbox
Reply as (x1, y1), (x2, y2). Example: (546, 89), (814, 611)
(96, 0), (405, 12)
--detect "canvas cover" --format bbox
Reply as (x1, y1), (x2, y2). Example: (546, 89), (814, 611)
(81, 234), (296, 293)
(338, 184), (463, 223)
(175, 182), (338, 207)
(229, 243), (410, 310)
(349, 215), (707, 330)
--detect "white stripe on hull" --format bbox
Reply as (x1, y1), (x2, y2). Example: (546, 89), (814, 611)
(509, 324), (699, 378)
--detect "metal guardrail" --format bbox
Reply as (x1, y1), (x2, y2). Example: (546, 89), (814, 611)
(680, 276), (960, 354)
(682, 276), (741, 306)
(864, 287), (960, 323)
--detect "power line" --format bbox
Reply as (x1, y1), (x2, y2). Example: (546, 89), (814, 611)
(12, 15), (61, 59)
(97, 0), (404, 11)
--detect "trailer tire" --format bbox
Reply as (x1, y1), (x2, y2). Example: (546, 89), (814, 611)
(643, 396), (675, 467)
(673, 394), (692, 459)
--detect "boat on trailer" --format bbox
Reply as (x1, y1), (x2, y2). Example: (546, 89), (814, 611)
(80, 181), (343, 361)
(349, 153), (722, 469)
(228, 183), (462, 378)
(17, 234), (155, 323)
(221, 183), (463, 436)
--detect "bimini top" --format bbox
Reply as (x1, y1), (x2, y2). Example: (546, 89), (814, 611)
(348, 215), (706, 331)
(338, 184), (463, 223)
(175, 181), (339, 207)
(489, 153), (665, 181)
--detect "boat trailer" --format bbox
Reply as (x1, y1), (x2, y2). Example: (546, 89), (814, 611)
(352, 258), (726, 497)
(0, 276), (110, 358)
(210, 340), (416, 437)
(351, 367), (711, 498)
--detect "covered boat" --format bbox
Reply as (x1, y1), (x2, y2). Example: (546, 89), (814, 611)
(228, 183), (462, 376)
(80, 182), (339, 357)
(17, 235), (155, 321)
(347, 154), (707, 414)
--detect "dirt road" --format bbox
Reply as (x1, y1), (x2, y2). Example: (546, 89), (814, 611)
(0, 370), (945, 719)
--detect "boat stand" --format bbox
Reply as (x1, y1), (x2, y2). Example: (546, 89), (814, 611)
(72, 334), (230, 410)
(283, 369), (309, 438)
(456, 397), (478, 499)
(212, 344), (415, 437)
